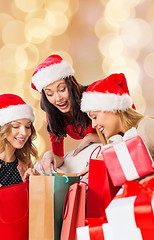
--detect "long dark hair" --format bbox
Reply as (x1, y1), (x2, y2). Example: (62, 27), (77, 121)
(40, 76), (91, 139)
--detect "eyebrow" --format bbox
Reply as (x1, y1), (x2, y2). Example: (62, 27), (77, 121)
(12, 120), (31, 124)
(44, 82), (66, 91)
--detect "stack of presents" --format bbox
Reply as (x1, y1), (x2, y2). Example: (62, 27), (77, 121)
(1, 127), (154, 240)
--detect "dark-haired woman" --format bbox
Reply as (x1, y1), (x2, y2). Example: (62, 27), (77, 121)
(31, 54), (100, 175)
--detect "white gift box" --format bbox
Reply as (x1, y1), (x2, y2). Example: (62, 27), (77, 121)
(76, 223), (114, 240)
(105, 188), (154, 240)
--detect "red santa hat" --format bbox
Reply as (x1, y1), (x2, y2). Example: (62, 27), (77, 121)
(0, 94), (35, 126)
(31, 54), (74, 92)
(81, 73), (135, 112)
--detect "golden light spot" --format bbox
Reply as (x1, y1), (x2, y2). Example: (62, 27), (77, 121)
(144, 53), (154, 78)
(121, 18), (152, 49)
(15, 0), (44, 13)
(2, 20), (26, 45)
(45, 11), (68, 36)
(15, 43), (39, 70)
(25, 18), (49, 43)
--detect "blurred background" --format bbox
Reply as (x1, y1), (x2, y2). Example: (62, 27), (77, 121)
(0, 0), (154, 159)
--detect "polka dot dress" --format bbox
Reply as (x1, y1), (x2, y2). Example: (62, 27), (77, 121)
(0, 158), (23, 187)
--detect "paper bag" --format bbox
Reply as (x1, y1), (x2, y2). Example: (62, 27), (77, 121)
(29, 174), (80, 240)
(61, 182), (86, 240)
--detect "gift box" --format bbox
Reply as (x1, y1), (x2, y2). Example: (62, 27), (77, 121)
(105, 179), (154, 240)
(101, 128), (154, 186)
(76, 223), (114, 240)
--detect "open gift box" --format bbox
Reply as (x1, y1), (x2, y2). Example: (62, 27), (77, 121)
(101, 128), (154, 186)
(105, 179), (154, 240)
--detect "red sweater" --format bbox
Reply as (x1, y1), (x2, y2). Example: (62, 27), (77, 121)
(49, 122), (96, 156)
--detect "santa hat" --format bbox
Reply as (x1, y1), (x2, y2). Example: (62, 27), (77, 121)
(81, 73), (135, 112)
(0, 94), (35, 126)
(31, 54), (74, 92)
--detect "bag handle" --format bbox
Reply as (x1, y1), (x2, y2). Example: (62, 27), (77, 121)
(0, 187), (29, 224)
(89, 145), (102, 161)
(62, 181), (88, 220)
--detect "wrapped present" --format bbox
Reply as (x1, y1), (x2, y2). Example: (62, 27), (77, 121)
(76, 217), (114, 240)
(105, 179), (154, 240)
(101, 127), (154, 186)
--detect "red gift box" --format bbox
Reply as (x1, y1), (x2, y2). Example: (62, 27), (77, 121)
(102, 134), (154, 186)
(105, 179), (154, 240)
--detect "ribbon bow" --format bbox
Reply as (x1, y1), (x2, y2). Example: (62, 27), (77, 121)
(101, 127), (138, 151)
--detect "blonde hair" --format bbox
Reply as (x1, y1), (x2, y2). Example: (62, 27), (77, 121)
(97, 108), (146, 145)
(0, 122), (38, 164)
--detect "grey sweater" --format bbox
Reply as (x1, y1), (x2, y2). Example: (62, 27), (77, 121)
(137, 117), (154, 160)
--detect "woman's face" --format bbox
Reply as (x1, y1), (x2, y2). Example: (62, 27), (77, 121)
(43, 79), (71, 113)
(88, 110), (124, 140)
(7, 119), (32, 150)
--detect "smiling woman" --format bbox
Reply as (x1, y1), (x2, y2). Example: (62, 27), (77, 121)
(31, 54), (101, 175)
(0, 94), (39, 187)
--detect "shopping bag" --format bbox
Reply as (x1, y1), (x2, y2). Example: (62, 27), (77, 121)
(87, 146), (120, 218)
(61, 182), (86, 240)
(29, 173), (80, 240)
(0, 182), (29, 240)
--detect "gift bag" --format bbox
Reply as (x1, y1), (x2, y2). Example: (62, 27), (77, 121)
(29, 174), (80, 240)
(87, 146), (120, 218)
(0, 182), (29, 240)
(102, 128), (154, 186)
(61, 182), (86, 240)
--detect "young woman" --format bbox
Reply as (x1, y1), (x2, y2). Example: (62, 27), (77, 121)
(31, 54), (100, 174)
(0, 94), (39, 187)
(79, 73), (154, 182)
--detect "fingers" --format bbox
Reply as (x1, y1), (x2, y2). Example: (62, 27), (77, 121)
(40, 159), (52, 175)
(139, 175), (154, 185)
(23, 168), (40, 182)
(77, 166), (89, 176)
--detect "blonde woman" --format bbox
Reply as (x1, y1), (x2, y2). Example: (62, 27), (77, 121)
(0, 94), (39, 187)
(79, 73), (154, 183)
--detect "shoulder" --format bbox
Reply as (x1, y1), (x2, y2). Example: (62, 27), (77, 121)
(137, 117), (154, 146)
(137, 117), (154, 134)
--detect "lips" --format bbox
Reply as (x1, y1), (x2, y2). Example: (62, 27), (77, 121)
(57, 101), (68, 109)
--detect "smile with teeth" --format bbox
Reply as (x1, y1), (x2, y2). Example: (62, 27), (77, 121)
(99, 127), (104, 133)
(15, 137), (25, 142)
(57, 101), (68, 109)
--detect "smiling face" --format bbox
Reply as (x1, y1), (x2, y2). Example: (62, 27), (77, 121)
(88, 110), (125, 140)
(6, 119), (32, 150)
(43, 79), (71, 113)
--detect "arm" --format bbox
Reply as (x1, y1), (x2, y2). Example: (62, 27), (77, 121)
(73, 133), (100, 156)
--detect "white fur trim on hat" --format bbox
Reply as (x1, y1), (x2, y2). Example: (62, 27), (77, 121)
(32, 60), (74, 92)
(81, 92), (132, 112)
(0, 104), (35, 126)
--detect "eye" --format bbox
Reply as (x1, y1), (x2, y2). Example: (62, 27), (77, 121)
(26, 126), (31, 129)
(11, 125), (19, 129)
(60, 87), (66, 92)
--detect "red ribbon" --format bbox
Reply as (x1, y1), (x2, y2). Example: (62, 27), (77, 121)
(85, 217), (107, 240)
(118, 179), (154, 239)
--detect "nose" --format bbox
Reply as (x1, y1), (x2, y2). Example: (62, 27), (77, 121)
(55, 92), (62, 101)
(92, 120), (97, 129)
(19, 126), (27, 135)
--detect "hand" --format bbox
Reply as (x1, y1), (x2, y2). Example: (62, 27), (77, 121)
(78, 166), (89, 177)
(139, 174), (154, 185)
(73, 133), (100, 156)
(39, 151), (57, 175)
(24, 168), (40, 182)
